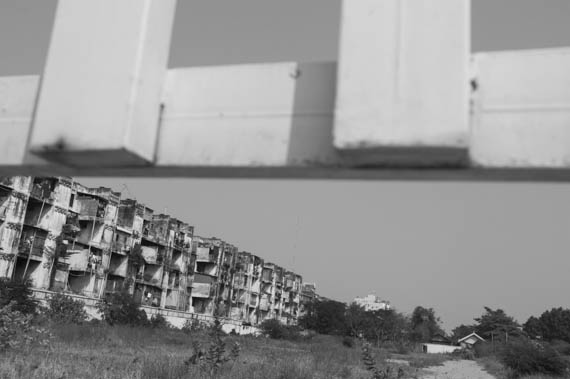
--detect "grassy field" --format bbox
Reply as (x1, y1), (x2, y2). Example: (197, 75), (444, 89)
(0, 323), (449, 379)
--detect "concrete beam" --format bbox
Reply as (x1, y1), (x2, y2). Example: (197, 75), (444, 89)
(471, 48), (570, 168)
(29, 0), (177, 167)
(334, 0), (471, 165)
(157, 62), (339, 167)
(0, 76), (38, 165)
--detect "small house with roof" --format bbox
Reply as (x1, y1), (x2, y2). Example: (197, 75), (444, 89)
(458, 332), (485, 349)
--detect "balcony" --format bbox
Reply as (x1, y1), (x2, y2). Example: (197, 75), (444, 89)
(110, 241), (131, 255)
(259, 298), (270, 311)
(140, 245), (162, 265)
(192, 283), (212, 298)
(17, 240), (45, 259)
(29, 179), (57, 203)
(77, 198), (106, 220)
(261, 271), (273, 283)
(195, 246), (217, 262)
(0, 177), (31, 192)
(108, 255), (129, 277)
(135, 273), (162, 287)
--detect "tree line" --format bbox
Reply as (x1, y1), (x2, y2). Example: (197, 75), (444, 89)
(299, 299), (570, 347)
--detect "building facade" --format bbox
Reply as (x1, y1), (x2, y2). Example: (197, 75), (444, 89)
(353, 294), (391, 312)
(0, 176), (314, 327)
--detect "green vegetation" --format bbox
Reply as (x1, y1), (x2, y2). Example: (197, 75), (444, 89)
(97, 290), (148, 326)
(0, 323), (429, 379)
(258, 318), (302, 340)
(45, 292), (87, 325)
(455, 307), (570, 379)
(7, 280), (570, 378)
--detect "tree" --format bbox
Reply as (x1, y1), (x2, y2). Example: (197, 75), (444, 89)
(524, 308), (570, 343)
(474, 307), (520, 342)
(451, 323), (477, 342)
(45, 293), (87, 324)
(0, 278), (38, 315)
(345, 303), (368, 338)
(97, 291), (148, 326)
(523, 316), (543, 339)
(363, 309), (410, 347)
(410, 306), (444, 342)
(299, 300), (347, 335)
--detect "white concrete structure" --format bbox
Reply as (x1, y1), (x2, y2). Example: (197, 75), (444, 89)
(335, 0), (470, 165)
(2, 1), (570, 181)
(159, 62), (338, 167)
(471, 48), (570, 168)
(30, 0), (177, 167)
(458, 332), (485, 349)
(353, 294), (391, 312)
(422, 343), (462, 354)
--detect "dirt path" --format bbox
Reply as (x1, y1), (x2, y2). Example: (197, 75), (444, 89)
(420, 360), (496, 379)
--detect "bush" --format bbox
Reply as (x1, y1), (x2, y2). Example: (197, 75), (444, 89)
(501, 339), (568, 378)
(0, 279), (38, 315)
(149, 314), (171, 329)
(452, 348), (476, 360)
(549, 339), (570, 356)
(0, 302), (51, 352)
(185, 318), (240, 376)
(259, 319), (300, 340)
(97, 291), (148, 326)
(342, 336), (354, 348)
(45, 293), (87, 324)
(474, 341), (496, 357)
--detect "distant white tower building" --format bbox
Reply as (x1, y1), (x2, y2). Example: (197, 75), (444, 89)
(353, 294), (391, 311)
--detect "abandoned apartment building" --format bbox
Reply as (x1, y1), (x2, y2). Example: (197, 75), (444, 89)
(0, 176), (317, 327)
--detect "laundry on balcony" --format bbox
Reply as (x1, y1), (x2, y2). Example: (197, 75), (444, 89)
(65, 249), (89, 271)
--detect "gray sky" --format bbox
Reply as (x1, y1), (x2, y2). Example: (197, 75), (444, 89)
(2, 0), (570, 331)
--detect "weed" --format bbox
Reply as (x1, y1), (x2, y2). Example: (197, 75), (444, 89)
(0, 279), (38, 315)
(343, 336), (355, 348)
(97, 291), (148, 326)
(0, 302), (51, 353)
(149, 314), (171, 329)
(45, 292), (87, 324)
(185, 319), (241, 376)
(361, 342), (405, 379)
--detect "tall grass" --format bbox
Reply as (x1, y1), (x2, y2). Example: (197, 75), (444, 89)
(0, 324), (409, 379)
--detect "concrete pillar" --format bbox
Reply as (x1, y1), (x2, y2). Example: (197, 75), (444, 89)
(30, 0), (177, 167)
(334, 0), (470, 165)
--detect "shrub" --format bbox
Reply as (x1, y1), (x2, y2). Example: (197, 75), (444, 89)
(451, 348), (476, 360)
(549, 339), (570, 356)
(259, 319), (300, 340)
(45, 293), (87, 324)
(97, 291), (148, 326)
(500, 339), (568, 378)
(185, 318), (240, 376)
(0, 302), (51, 352)
(473, 341), (496, 357)
(361, 342), (400, 379)
(149, 314), (171, 329)
(342, 336), (354, 348)
(0, 279), (38, 315)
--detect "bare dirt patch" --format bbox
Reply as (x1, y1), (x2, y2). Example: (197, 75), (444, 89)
(420, 359), (496, 379)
